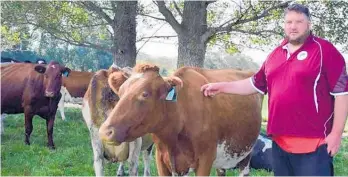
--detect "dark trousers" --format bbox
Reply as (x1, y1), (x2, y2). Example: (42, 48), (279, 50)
(272, 141), (334, 176)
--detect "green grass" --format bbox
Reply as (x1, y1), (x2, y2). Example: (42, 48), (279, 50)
(1, 107), (348, 176)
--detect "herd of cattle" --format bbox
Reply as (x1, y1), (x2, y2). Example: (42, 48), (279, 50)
(0, 57), (272, 176)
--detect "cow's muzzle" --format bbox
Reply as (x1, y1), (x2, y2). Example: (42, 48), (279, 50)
(45, 91), (55, 97)
(99, 124), (125, 146)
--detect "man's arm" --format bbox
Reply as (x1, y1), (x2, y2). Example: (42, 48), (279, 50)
(201, 78), (261, 97)
(332, 95), (348, 135)
(326, 95), (348, 156)
(220, 78), (258, 95)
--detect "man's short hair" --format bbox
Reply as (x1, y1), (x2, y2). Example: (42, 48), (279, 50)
(285, 3), (311, 20)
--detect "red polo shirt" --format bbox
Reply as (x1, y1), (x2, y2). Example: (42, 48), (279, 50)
(251, 34), (348, 138)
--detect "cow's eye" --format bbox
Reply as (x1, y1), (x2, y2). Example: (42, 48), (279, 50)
(142, 91), (149, 98)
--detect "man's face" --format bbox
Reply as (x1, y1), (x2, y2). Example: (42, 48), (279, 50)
(284, 11), (311, 45)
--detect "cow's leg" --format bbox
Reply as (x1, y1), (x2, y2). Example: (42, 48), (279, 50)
(237, 154), (251, 176)
(82, 101), (104, 176)
(90, 127), (105, 176)
(142, 145), (153, 176)
(216, 169), (226, 176)
(155, 147), (171, 176)
(58, 93), (66, 121)
(46, 116), (56, 149)
(195, 154), (214, 176)
(128, 137), (142, 176)
(24, 111), (34, 145)
(0, 114), (6, 135)
(116, 162), (125, 176)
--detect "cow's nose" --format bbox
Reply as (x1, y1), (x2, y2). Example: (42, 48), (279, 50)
(45, 91), (54, 97)
(99, 125), (121, 146)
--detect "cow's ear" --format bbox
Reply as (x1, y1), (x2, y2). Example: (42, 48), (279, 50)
(164, 76), (183, 89)
(34, 65), (46, 74)
(61, 68), (71, 77)
(160, 76), (183, 101)
(108, 72), (128, 94)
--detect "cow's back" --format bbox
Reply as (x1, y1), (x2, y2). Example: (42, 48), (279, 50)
(84, 69), (118, 127)
(171, 67), (262, 169)
(63, 71), (94, 98)
(1, 63), (40, 114)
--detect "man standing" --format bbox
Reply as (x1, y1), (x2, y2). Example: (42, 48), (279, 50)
(201, 4), (348, 176)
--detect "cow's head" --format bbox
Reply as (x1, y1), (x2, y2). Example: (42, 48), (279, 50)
(99, 64), (183, 145)
(34, 61), (71, 98)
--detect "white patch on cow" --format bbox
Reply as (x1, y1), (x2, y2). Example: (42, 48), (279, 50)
(212, 141), (252, 169)
(60, 86), (83, 104)
(239, 163), (250, 176)
(58, 86), (84, 120)
(111, 63), (120, 69)
(51, 65), (56, 69)
(117, 162), (125, 176)
(130, 73), (143, 80)
(142, 148), (151, 176)
(82, 99), (104, 176)
(128, 137), (142, 176)
(258, 135), (272, 152)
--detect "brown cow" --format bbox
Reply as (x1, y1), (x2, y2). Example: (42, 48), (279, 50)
(81, 65), (153, 176)
(58, 70), (94, 121)
(99, 64), (262, 176)
(1, 61), (70, 149)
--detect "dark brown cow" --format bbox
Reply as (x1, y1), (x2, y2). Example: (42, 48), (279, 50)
(1, 61), (70, 149)
(99, 64), (262, 176)
(58, 70), (94, 120)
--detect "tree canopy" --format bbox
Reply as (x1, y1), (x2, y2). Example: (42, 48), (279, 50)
(1, 1), (347, 69)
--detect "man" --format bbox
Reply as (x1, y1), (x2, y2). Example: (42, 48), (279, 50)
(201, 4), (348, 176)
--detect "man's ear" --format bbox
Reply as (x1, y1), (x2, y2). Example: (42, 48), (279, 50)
(34, 65), (46, 74)
(61, 67), (71, 77)
(108, 72), (128, 94)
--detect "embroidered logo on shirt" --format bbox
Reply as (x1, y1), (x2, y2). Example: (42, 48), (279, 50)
(297, 51), (308, 60)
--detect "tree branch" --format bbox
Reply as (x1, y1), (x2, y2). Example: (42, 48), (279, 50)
(111, 1), (117, 13)
(202, 1), (291, 42)
(206, 0), (217, 5)
(49, 31), (111, 52)
(136, 23), (167, 54)
(80, 2), (113, 25)
(23, 16), (111, 52)
(136, 35), (177, 42)
(173, 1), (183, 17)
(155, 1), (182, 34)
(138, 13), (166, 21)
(230, 29), (282, 37)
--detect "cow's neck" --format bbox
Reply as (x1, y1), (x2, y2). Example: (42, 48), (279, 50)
(152, 102), (182, 138)
(151, 102), (196, 175)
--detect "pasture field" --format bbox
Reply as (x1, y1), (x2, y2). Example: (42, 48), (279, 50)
(1, 107), (348, 176)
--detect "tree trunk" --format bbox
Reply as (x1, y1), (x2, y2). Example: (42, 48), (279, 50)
(177, 34), (206, 68)
(112, 1), (137, 68)
(177, 2), (208, 68)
